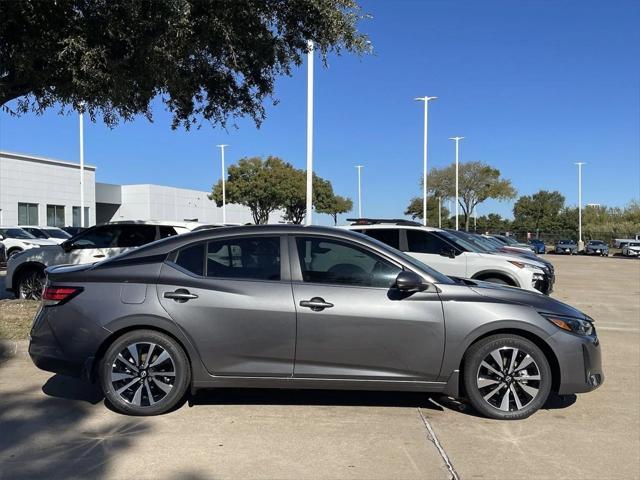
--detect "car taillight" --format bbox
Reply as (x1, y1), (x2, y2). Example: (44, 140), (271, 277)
(42, 286), (83, 306)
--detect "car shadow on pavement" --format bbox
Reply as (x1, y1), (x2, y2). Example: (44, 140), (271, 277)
(433, 392), (577, 418)
(0, 374), (150, 480)
(42, 373), (104, 404)
(188, 388), (444, 411)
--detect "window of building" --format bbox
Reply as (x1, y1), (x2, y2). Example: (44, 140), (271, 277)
(72, 206), (90, 227)
(206, 237), (280, 280)
(46, 205), (65, 228)
(18, 203), (38, 225)
(295, 237), (401, 288)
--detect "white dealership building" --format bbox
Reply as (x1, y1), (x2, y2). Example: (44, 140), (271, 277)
(0, 151), (268, 227)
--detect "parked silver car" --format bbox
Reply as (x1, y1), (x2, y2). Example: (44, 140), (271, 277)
(30, 225), (603, 419)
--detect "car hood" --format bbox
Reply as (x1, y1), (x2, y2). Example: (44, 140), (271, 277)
(469, 280), (586, 319)
(480, 252), (546, 270)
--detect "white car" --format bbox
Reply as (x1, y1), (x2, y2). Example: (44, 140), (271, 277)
(6, 220), (203, 299)
(343, 220), (554, 294)
(18, 226), (72, 245)
(622, 242), (640, 257)
(0, 227), (59, 260)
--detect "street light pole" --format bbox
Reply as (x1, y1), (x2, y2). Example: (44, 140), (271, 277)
(305, 39), (314, 226)
(79, 105), (85, 228)
(438, 196), (442, 228)
(217, 144), (229, 223)
(575, 162), (586, 251)
(415, 96), (437, 226)
(449, 136), (464, 230)
(355, 165), (363, 218)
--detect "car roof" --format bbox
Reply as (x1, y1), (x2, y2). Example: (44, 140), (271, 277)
(94, 220), (206, 230)
(18, 225), (62, 230)
(341, 223), (444, 232)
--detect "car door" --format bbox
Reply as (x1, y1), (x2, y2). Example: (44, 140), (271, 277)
(157, 235), (296, 377)
(404, 229), (468, 277)
(290, 235), (445, 381)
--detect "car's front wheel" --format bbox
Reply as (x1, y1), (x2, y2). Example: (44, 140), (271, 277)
(463, 334), (552, 420)
(100, 330), (191, 416)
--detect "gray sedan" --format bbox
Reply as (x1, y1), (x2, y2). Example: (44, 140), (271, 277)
(555, 239), (578, 254)
(585, 240), (609, 256)
(29, 225), (602, 419)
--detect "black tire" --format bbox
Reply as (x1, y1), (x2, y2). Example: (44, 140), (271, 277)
(100, 330), (191, 416)
(463, 334), (552, 420)
(481, 277), (510, 286)
(7, 248), (22, 260)
(17, 267), (46, 300)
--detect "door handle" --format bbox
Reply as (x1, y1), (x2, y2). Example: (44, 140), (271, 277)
(93, 254), (105, 258)
(299, 297), (334, 312)
(164, 289), (199, 303)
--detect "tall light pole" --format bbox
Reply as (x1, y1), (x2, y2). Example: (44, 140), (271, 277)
(79, 104), (85, 227)
(355, 165), (363, 218)
(438, 196), (442, 228)
(217, 144), (229, 223)
(415, 96), (437, 226)
(449, 136), (464, 230)
(305, 39), (314, 226)
(575, 162), (586, 251)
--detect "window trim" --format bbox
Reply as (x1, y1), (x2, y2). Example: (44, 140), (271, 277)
(166, 234), (289, 283)
(288, 234), (405, 289)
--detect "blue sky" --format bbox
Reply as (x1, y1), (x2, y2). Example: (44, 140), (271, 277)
(1, 0), (638, 223)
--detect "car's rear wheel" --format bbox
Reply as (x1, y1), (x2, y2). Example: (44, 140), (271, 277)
(7, 248), (22, 260)
(463, 334), (552, 420)
(100, 330), (191, 416)
(17, 267), (45, 300)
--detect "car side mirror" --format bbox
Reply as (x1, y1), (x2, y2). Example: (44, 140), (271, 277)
(395, 271), (428, 292)
(61, 241), (73, 252)
(0, 234), (4, 241)
(440, 246), (457, 259)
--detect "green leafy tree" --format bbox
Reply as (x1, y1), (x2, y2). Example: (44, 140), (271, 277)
(512, 190), (565, 233)
(210, 156), (293, 224)
(1, 0), (369, 128)
(280, 171), (335, 224)
(413, 162), (516, 231)
(404, 197), (451, 227)
(318, 195), (354, 225)
(475, 213), (512, 233)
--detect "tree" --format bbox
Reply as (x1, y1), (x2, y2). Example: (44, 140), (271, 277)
(1, 0), (369, 128)
(512, 190), (565, 233)
(318, 195), (354, 225)
(475, 213), (512, 233)
(404, 197), (450, 227)
(280, 171), (335, 224)
(210, 156), (292, 224)
(415, 161), (517, 231)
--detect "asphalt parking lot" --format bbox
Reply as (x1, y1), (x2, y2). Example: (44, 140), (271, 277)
(0, 255), (638, 480)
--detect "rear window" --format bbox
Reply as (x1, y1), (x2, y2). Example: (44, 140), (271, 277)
(358, 229), (401, 250)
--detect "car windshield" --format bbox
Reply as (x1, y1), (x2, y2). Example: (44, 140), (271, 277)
(629, 242), (640, 247)
(588, 240), (605, 245)
(501, 236), (520, 245)
(0, 228), (36, 239)
(349, 231), (454, 284)
(434, 230), (480, 253)
(530, 239), (543, 244)
(445, 230), (494, 253)
(46, 228), (72, 239)
(559, 240), (574, 245)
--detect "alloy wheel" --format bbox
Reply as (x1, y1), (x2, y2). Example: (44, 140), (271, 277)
(476, 346), (541, 412)
(110, 342), (176, 407)
(19, 271), (45, 300)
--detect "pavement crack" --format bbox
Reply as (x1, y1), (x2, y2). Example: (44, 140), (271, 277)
(418, 407), (459, 480)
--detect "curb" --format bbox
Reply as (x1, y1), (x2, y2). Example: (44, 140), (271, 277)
(0, 339), (29, 358)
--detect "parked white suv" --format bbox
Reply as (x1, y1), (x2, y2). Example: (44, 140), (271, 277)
(18, 226), (72, 245)
(6, 221), (203, 299)
(343, 220), (554, 294)
(0, 227), (59, 260)
(622, 242), (640, 257)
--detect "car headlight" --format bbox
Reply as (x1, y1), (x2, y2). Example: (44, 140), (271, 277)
(541, 313), (595, 336)
(508, 260), (544, 272)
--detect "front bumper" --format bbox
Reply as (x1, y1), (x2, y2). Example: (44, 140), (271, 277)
(549, 330), (604, 394)
(533, 273), (554, 294)
(555, 247), (577, 254)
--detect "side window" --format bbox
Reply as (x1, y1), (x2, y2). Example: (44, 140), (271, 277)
(295, 237), (401, 288)
(175, 243), (205, 276)
(159, 226), (179, 239)
(70, 226), (118, 249)
(116, 225), (157, 248)
(206, 236), (280, 281)
(360, 229), (400, 250)
(406, 230), (450, 254)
